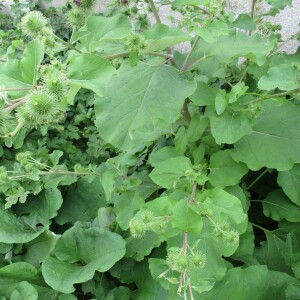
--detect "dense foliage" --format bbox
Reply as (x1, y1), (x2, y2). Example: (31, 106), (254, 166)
(0, 0), (300, 299)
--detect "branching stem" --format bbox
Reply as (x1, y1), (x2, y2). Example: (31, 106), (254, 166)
(148, 0), (161, 24)
(181, 36), (200, 72)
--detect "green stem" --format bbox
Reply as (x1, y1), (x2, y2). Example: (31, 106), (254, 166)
(251, 222), (270, 232)
(43, 30), (82, 54)
(181, 36), (200, 72)
(148, 0), (161, 24)
(242, 89), (300, 107)
(246, 168), (269, 190)
(3, 121), (25, 138)
(249, 0), (257, 36)
(4, 98), (26, 112)
(184, 55), (210, 71)
(0, 87), (32, 92)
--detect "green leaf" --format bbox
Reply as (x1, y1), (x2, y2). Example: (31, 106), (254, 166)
(95, 63), (196, 150)
(43, 165), (78, 189)
(172, 199), (203, 233)
(42, 226), (125, 293)
(114, 179), (157, 230)
(20, 40), (44, 85)
(75, 15), (131, 51)
(0, 191), (63, 243)
(255, 230), (291, 273)
(194, 21), (229, 43)
(13, 230), (57, 269)
(215, 89), (228, 115)
(201, 265), (300, 300)
(149, 156), (192, 189)
(173, 0), (209, 5)
(208, 150), (248, 188)
(55, 177), (106, 225)
(143, 24), (190, 52)
(263, 190), (300, 222)
(258, 64), (300, 91)
(68, 53), (116, 96)
(210, 109), (252, 144)
(10, 282), (38, 300)
(232, 14), (256, 30)
(189, 82), (218, 106)
(232, 100), (300, 170)
(196, 32), (274, 65)
(278, 164), (300, 206)
(126, 232), (162, 261)
(0, 263), (56, 299)
(266, 0), (292, 10)
(0, 60), (32, 91)
(200, 188), (248, 232)
(13, 188), (63, 230)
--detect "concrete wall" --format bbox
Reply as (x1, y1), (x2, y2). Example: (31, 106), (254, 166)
(2, 0), (300, 53)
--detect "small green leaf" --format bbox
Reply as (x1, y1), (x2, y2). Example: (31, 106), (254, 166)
(20, 40), (44, 85)
(149, 156), (192, 189)
(232, 14), (256, 30)
(215, 89), (228, 115)
(172, 199), (203, 233)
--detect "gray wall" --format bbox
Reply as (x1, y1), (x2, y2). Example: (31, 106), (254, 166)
(3, 0), (300, 53)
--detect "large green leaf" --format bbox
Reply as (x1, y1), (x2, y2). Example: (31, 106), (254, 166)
(67, 53), (116, 96)
(0, 60), (32, 90)
(74, 15), (131, 51)
(210, 109), (252, 144)
(196, 32), (274, 65)
(263, 190), (300, 222)
(20, 40), (44, 85)
(13, 188), (63, 230)
(42, 225), (125, 293)
(55, 177), (106, 225)
(232, 100), (300, 171)
(255, 230), (291, 273)
(0, 203), (43, 244)
(258, 64), (300, 91)
(143, 24), (190, 52)
(13, 230), (57, 269)
(10, 282), (38, 300)
(0, 189), (62, 244)
(278, 164), (300, 206)
(194, 21), (230, 43)
(189, 82), (218, 106)
(208, 150), (248, 188)
(0, 263), (56, 300)
(95, 63), (196, 150)
(201, 265), (300, 300)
